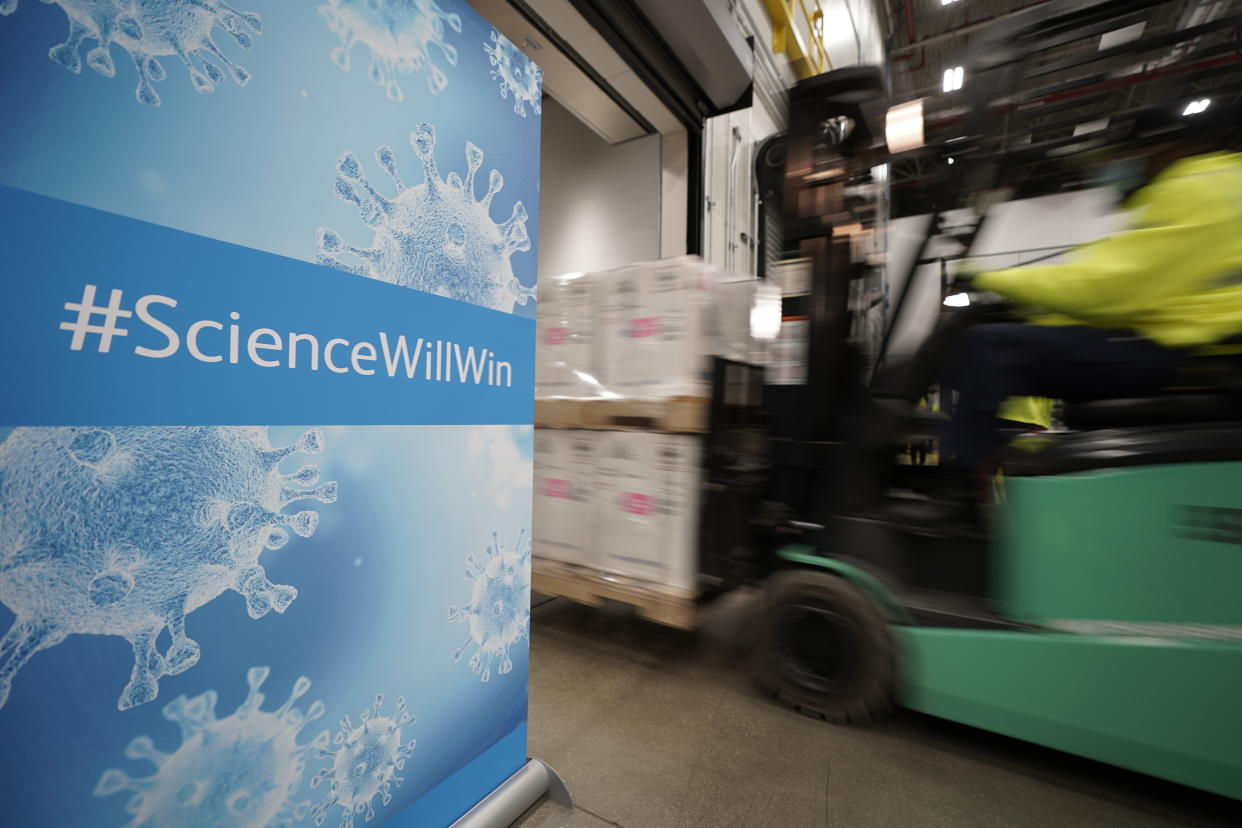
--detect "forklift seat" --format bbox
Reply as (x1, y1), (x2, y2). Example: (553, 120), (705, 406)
(1064, 394), (1241, 429)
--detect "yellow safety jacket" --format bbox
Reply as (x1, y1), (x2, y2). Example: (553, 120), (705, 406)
(998, 396), (1052, 429)
(975, 152), (1242, 348)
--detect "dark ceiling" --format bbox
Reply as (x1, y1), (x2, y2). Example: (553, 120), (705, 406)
(880, 0), (1242, 215)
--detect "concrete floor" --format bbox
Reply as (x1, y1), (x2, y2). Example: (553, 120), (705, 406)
(513, 591), (1241, 828)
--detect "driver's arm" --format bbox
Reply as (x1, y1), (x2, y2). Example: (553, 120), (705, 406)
(973, 174), (1230, 320)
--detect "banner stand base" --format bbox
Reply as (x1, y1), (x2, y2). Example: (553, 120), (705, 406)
(450, 758), (571, 827)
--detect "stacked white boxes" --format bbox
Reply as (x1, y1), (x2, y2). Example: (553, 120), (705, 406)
(595, 432), (701, 591)
(533, 256), (757, 595)
(538, 257), (755, 400)
(533, 430), (601, 566)
(534, 429), (702, 591)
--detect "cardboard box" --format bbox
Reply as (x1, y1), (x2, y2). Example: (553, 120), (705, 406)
(533, 430), (601, 566)
(598, 264), (646, 396)
(597, 432), (701, 590)
(645, 258), (715, 398)
(558, 258), (756, 402)
(536, 272), (600, 398)
(599, 258), (721, 399)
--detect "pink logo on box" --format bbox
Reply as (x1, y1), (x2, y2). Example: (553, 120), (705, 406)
(628, 317), (660, 338)
(621, 492), (654, 515)
(544, 479), (571, 498)
(544, 327), (569, 345)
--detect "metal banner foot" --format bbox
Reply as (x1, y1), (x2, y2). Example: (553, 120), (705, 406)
(450, 758), (571, 827)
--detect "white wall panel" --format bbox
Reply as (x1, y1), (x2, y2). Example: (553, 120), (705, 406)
(538, 97), (662, 279)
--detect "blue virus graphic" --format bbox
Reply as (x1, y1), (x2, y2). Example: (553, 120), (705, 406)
(484, 30), (541, 118)
(0, 426), (337, 711)
(316, 122), (536, 314)
(319, 0), (462, 100)
(449, 529), (530, 682)
(0, 0), (262, 106)
(311, 694), (416, 828)
(95, 666), (331, 828)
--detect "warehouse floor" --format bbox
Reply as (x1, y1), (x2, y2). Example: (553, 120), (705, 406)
(513, 590), (1240, 828)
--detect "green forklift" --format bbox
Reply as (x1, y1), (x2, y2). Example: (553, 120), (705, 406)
(727, 0), (1242, 801)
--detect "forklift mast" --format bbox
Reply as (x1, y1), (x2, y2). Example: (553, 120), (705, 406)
(766, 67), (887, 522)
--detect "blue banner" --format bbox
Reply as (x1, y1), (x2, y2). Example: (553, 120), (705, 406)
(1, 187), (534, 427)
(0, 1), (542, 825)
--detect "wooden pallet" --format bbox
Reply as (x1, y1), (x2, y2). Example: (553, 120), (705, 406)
(593, 396), (709, 433)
(533, 398), (589, 429)
(532, 557), (698, 630)
(534, 396), (709, 434)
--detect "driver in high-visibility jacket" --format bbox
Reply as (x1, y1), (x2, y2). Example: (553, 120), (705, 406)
(940, 103), (1242, 475)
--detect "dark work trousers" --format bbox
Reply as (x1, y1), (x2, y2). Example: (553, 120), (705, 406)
(941, 323), (1182, 470)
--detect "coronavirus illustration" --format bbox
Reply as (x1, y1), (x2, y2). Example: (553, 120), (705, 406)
(316, 122), (536, 313)
(449, 529), (530, 682)
(319, 0), (462, 100)
(0, 0), (262, 106)
(95, 666), (331, 828)
(0, 426), (337, 711)
(484, 30), (541, 117)
(311, 694), (416, 828)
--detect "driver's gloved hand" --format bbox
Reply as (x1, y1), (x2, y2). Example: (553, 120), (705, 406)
(943, 266), (1017, 321)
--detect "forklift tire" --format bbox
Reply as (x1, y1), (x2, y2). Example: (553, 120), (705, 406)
(751, 569), (895, 725)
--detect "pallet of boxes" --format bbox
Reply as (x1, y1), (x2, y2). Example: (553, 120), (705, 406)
(533, 257), (755, 629)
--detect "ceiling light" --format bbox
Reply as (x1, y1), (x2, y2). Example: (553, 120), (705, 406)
(1183, 98), (1211, 116)
(943, 66), (964, 93)
(944, 292), (971, 307)
(940, 0), (960, 5)
(947, 157), (955, 165)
